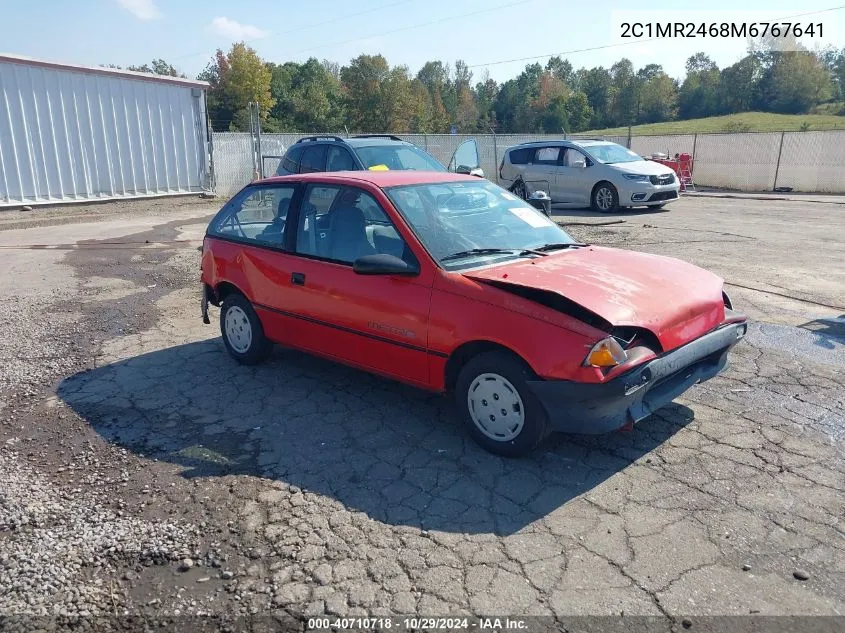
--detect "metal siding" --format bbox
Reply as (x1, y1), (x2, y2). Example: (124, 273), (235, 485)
(0, 59), (208, 206)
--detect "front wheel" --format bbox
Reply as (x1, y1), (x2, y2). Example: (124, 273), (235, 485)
(591, 182), (618, 213)
(220, 293), (273, 365)
(455, 352), (550, 457)
(512, 179), (528, 201)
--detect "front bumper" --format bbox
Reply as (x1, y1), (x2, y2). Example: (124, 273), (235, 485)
(526, 319), (748, 434)
(618, 181), (680, 206)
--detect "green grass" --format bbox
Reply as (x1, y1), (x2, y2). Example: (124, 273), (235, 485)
(583, 111), (845, 136)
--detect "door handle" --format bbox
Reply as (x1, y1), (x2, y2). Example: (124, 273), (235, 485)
(291, 272), (305, 286)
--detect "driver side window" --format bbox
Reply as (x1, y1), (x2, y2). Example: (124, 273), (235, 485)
(295, 185), (411, 265)
(563, 148), (588, 168)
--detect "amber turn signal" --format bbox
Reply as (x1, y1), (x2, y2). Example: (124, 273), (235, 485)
(584, 337), (628, 368)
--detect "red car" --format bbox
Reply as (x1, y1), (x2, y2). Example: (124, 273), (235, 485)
(200, 171), (747, 457)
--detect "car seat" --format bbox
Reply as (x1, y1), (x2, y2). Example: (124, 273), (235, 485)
(327, 207), (376, 263)
(256, 195), (291, 245)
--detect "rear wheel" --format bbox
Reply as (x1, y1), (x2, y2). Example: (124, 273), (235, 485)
(512, 179), (528, 201)
(220, 293), (272, 365)
(455, 351), (550, 457)
(591, 182), (618, 212)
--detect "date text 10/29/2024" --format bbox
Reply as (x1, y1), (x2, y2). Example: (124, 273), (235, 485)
(307, 617), (529, 631)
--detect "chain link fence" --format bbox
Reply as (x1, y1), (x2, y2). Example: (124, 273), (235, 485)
(211, 129), (845, 198)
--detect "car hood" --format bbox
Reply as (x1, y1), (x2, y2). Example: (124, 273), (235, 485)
(607, 160), (675, 177)
(463, 246), (726, 351)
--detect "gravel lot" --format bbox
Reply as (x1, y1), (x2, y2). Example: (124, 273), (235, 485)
(0, 193), (843, 631)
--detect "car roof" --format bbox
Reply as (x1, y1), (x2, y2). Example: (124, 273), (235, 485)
(293, 136), (413, 149)
(508, 139), (612, 149)
(257, 170), (479, 188)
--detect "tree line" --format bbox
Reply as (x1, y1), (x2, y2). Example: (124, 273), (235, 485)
(122, 41), (845, 134)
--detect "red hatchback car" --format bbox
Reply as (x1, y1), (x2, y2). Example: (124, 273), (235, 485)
(200, 171), (747, 456)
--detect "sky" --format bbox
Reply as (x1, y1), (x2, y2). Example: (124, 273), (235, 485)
(2, 0), (844, 83)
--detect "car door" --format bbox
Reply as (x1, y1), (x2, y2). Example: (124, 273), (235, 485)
(283, 182), (434, 386)
(448, 139), (484, 178)
(207, 183), (302, 344)
(557, 147), (594, 205)
(527, 146), (562, 200)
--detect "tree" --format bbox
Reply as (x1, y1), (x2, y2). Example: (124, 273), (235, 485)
(474, 71), (499, 131)
(226, 43), (274, 125)
(198, 50), (233, 131)
(679, 55), (721, 119)
(545, 56), (575, 87)
(266, 58), (344, 132)
(578, 66), (611, 128)
(533, 71), (569, 132)
(719, 56), (761, 113)
(127, 59), (183, 77)
(819, 46), (845, 101)
(201, 43), (274, 131)
(341, 54), (412, 132)
(407, 79), (432, 133)
(756, 51), (832, 113)
(686, 52), (717, 74)
(609, 59), (637, 125)
(639, 73), (678, 123)
(564, 92), (593, 132)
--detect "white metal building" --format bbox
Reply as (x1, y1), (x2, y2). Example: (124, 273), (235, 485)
(0, 54), (211, 207)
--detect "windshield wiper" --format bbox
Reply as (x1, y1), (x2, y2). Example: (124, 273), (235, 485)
(440, 248), (519, 262)
(534, 242), (587, 252)
(441, 247), (551, 262)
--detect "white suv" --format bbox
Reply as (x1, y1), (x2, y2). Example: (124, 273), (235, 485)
(499, 140), (680, 211)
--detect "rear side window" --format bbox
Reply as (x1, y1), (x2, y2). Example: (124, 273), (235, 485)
(535, 147), (561, 165)
(326, 146), (356, 171)
(210, 185), (297, 248)
(299, 145), (327, 173)
(508, 147), (533, 165)
(281, 145), (304, 173)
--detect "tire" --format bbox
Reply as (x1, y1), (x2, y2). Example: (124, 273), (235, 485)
(591, 182), (619, 213)
(512, 179), (528, 201)
(220, 293), (273, 365)
(455, 351), (550, 457)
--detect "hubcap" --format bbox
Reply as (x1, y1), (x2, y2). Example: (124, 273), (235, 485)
(596, 187), (613, 210)
(467, 373), (525, 442)
(225, 305), (252, 353)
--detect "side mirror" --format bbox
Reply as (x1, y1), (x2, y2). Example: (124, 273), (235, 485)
(353, 253), (419, 276)
(469, 167), (485, 178)
(455, 164), (472, 175)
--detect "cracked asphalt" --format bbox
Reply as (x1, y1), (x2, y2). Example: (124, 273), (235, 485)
(0, 194), (843, 630)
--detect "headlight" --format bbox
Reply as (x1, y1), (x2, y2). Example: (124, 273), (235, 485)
(623, 174), (650, 182)
(583, 337), (628, 368)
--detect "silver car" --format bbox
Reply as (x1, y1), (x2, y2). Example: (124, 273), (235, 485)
(498, 140), (680, 212)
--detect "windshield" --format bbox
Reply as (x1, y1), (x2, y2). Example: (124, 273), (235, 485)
(586, 143), (643, 164)
(356, 145), (446, 172)
(385, 180), (578, 270)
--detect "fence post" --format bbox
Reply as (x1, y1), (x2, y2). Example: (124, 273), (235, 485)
(627, 126), (632, 149)
(491, 130), (499, 185)
(424, 133), (428, 151)
(691, 133), (698, 159)
(772, 131), (785, 191)
(255, 102), (263, 179)
(248, 102), (258, 180)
